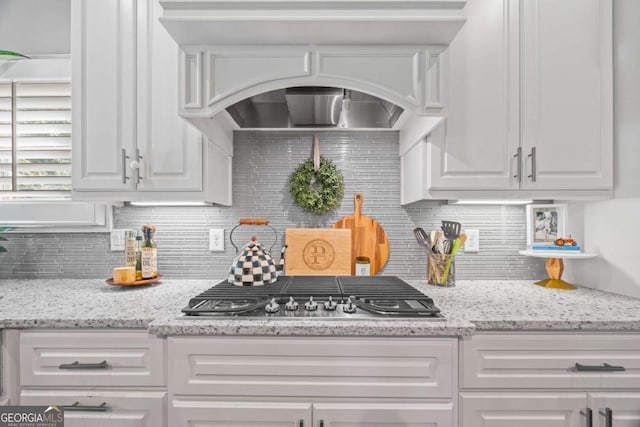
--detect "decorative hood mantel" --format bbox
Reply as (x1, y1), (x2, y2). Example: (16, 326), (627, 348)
(159, 0), (467, 46)
(158, 0), (466, 145)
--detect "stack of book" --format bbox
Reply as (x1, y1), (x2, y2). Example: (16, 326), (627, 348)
(531, 244), (581, 251)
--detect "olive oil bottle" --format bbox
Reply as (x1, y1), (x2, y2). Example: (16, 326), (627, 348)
(135, 231), (143, 281)
(141, 224), (157, 279)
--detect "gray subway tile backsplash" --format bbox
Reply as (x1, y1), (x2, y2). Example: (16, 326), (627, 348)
(0, 131), (544, 280)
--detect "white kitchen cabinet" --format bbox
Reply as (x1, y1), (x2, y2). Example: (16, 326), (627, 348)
(21, 389), (166, 427)
(400, 0), (613, 203)
(460, 392), (586, 427)
(171, 400), (312, 427)
(71, 0), (137, 191)
(520, 0), (613, 192)
(314, 402), (454, 427)
(20, 330), (166, 387)
(589, 393), (640, 427)
(169, 336), (456, 427)
(459, 333), (640, 427)
(17, 329), (168, 427)
(71, 0), (232, 204)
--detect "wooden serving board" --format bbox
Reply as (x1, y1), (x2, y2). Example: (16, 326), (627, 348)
(332, 193), (390, 275)
(285, 229), (352, 276)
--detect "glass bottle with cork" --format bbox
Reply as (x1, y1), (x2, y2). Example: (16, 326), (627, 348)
(141, 224), (157, 279)
(135, 231), (143, 281)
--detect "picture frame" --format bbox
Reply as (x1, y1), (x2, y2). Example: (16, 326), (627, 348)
(526, 204), (567, 247)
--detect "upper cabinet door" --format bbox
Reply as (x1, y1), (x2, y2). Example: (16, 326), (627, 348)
(71, 0), (137, 191)
(427, 0), (520, 191)
(136, 0), (202, 192)
(521, 0), (613, 190)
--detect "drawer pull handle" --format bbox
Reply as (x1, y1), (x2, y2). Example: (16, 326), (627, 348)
(58, 360), (109, 370)
(599, 408), (613, 427)
(299, 420), (304, 427)
(575, 362), (625, 372)
(319, 421), (324, 427)
(63, 402), (110, 412)
(580, 409), (592, 427)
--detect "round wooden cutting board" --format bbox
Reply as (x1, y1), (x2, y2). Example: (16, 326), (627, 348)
(332, 193), (390, 275)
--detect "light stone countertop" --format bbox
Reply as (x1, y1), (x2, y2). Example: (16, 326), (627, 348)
(1, 278), (640, 336)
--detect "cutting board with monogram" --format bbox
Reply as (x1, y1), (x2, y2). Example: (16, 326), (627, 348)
(332, 193), (390, 276)
(285, 229), (352, 276)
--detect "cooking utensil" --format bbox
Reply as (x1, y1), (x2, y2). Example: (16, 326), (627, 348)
(285, 228), (352, 275)
(441, 220), (462, 253)
(333, 193), (390, 275)
(433, 231), (444, 254)
(413, 227), (432, 252)
(440, 233), (467, 283)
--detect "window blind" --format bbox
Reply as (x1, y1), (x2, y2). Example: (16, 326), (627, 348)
(0, 80), (72, 199)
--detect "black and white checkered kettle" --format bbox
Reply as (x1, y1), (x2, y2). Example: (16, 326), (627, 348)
(227, 219), (286, 286)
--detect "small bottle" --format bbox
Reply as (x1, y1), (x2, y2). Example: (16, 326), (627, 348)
(135, 232), (143, 281)
(141, 224), (157, 279)
(125, 230), (136, 267)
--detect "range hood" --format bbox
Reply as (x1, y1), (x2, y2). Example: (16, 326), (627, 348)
(159, 0), (467, 46)
(226, 87), (404, 129)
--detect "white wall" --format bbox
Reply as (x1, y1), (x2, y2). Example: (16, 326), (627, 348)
(566, 0), (640, 298)
(0, 0), (70, 55)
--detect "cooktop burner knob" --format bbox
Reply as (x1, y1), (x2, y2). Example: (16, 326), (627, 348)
(343, 297), (357, 314)
(265, 298), (280, 313)
(285, 296), (299, 311)
(323, 296), (337, 311)
(304, 296), (318, 311)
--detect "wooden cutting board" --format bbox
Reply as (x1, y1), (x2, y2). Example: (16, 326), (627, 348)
(332, 193), (390, 275)
(285, 228), (352, 276)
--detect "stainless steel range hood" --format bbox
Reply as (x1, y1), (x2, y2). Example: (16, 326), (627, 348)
(226, 87), (404, 129)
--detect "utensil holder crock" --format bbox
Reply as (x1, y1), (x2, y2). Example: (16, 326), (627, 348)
(427, 252), (455, 287)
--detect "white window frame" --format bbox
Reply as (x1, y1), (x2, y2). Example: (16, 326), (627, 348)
(0, 55), (112, 232)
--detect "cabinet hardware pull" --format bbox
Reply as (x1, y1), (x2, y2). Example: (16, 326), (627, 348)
(527, 147), (536, 182)
(122, 149), (130, 183)
(135, 148), (143, 183)
(63, 402), (110, 412)
(299, 420), (304, 427)
(513, 147), (522, 182)
(319, 421), (324, 427)
(580, 408), (593, 427)
(599, 408), (613, 427)
(58, 360), (109, 370)
(575, 362), (625, 372)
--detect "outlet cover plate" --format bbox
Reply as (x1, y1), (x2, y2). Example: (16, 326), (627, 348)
(209, 228), (224, 252)
(110, 229), (128, 251)
(463, 228), (480, 252)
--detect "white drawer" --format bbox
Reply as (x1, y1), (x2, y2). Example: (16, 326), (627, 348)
(461, 333), (640, 389)
(21, 389), (166, 427)
(169, 336), (456, 399)
(20, 330), (166, 387)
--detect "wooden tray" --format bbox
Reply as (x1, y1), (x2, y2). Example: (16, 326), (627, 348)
(105, 275), (163, 286)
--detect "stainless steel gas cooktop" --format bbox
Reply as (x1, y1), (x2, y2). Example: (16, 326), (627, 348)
(182, 276), (442, 319)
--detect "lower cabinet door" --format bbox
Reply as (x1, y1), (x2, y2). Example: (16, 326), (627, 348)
(313, 402), (454, 427)
(589, 392), (640, 427)
(460, 392), (586, 427)
(20, 389), (166, 427)
(170, 399), (312, 427)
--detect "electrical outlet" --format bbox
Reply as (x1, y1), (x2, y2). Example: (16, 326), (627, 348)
(463, 229), (480, 253)
(110, 229), (128, 251)
(209, 228), (225, 252)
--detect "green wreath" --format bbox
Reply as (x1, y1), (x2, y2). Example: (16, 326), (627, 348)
(290, 157), (345, 214)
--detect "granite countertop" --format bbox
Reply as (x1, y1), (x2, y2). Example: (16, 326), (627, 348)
(1, 278), (640, 336)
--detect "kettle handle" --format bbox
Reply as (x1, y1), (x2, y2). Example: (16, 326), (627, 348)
(239, 218), (269, 225)
(229, 219), (278, 254)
